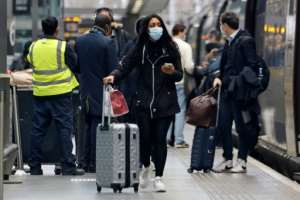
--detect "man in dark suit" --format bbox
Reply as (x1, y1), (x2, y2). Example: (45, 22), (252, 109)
(213, 12), (260, 173)
(95, 7), (132, 60)
(75, 15), (118, 172)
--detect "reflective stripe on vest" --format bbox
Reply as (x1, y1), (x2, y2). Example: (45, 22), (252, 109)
(32, 75), (73, 86)
(33, 67), (68, 75)
(29, 39), (78, 96)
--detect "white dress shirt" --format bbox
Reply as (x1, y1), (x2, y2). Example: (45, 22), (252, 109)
(228, 29), (240, 45)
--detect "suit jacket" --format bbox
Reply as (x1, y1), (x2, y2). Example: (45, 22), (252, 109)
(76, 28), (118, 116)
(220, 30), (260, 113)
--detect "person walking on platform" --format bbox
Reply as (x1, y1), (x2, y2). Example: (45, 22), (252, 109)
(103, 14), (182, 192)
(95, 7), (132, 60)
(213, 12), (260, 173)
(167, 24), (194, 148)
(27, 17), (84, 176)
(118, 17), (145, 123)
(75, 15), (118, 173)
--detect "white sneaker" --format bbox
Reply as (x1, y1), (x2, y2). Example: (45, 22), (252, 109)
(213, 159), (233, 173)
(230, 159), (247, 173)
(139, 167), (151, 188)
(150, 161), (155, 172)
(153, 176), (166, 192)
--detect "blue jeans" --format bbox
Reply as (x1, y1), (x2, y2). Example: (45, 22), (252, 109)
(167, 84), (186, 144)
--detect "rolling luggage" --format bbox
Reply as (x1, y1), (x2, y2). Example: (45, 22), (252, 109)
(188, 127), (217, 173)
(187, 88), (221, 173)
(96, 85), (140, 193)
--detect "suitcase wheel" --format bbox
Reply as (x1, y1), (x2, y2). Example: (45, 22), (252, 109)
(96, 183), (102, 193)
(187, 168), (194, 174)
(118, 188), (122, 193)
(203, 169), (211, 173)
(54, 165), (62, 175)
(112, 185), (118, 193)
(133, 185), (139, 193)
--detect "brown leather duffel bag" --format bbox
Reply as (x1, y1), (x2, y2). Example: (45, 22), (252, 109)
(186, 87), (219, 127)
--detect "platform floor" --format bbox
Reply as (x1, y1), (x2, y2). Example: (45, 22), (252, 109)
(4, 125), (300, 200)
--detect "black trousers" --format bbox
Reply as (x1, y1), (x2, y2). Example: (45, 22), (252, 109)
(218, 94), (259, 161)
(30, 95), (75, 170)
(136, 111), (173, 177)
(83, 114), (101, 168)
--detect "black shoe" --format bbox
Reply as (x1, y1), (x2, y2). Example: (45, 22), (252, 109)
(87, 165), (96, 173)
(62, 168), (85, 176)
(30, 168), (43, 175)
(78, 163), (88, 172)
(167, 140), (174, 147)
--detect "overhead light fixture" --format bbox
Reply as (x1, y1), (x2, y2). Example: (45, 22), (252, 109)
(131, 0), (144, 14)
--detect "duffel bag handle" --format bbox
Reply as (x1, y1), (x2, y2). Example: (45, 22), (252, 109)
(202, 86), (219, 96)
(204, 86), (221, 127)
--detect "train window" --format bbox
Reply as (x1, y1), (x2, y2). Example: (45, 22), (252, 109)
(186, 24), (199, 61)
(226, 0), (247, 29)
(199, 11), (215, 61)
(255, 0), (288, 149)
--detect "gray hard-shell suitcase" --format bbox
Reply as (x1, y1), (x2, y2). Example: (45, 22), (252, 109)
(96, 85), (140, 193)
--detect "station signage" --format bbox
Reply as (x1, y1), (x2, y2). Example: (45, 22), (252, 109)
(13, 0), (31, 15)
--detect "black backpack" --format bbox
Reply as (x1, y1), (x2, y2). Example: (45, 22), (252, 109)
(256, 55), (270, 93)
(236, 36), (270, 94)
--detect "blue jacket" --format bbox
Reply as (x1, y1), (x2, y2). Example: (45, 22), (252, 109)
(76, 28), (118, 116)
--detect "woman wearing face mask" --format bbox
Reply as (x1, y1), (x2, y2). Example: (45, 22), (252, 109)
(103, 14), (182, 192)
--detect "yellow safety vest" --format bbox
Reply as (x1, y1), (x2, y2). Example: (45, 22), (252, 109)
(27, 38), (79, 96)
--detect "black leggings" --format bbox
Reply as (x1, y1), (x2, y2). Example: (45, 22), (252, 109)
(137, 112), (173, 177)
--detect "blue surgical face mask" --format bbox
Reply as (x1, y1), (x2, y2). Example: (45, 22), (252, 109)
(148, 27), (163, 41)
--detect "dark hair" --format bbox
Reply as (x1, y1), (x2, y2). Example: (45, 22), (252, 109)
(172, 24), (186, 36)
(95, 7), (114, 21)
(221, 12), (239, 30)
(42, 16), (58, 35)
(135, 17), (145, 35)
(209, 30), (222, 41)
(94, 15), (111, 29)
(129, 14), (179, 60)
(137, 14), (173, 45)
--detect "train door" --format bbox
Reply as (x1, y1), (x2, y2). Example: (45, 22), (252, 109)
(251, 0), (299, 155)
(225, 0), (248, 29)
(294, 0), (300, 155)
(254, 0), (287, 150)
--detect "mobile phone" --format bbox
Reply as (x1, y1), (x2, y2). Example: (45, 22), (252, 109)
(163, 63), (173, 68)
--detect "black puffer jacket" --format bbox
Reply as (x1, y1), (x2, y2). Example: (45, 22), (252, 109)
(111, 40), (182, 118)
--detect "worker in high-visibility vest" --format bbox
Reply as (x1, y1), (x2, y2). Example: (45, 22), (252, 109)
(27, 16), (84, 176)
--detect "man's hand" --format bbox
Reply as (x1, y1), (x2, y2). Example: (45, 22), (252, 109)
(213, 77), (222, 88)
(103, 75), (115, 85)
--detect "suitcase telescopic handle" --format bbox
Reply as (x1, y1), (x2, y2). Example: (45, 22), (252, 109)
(101, 84), (112, 129)
(215, 85), (221, 127)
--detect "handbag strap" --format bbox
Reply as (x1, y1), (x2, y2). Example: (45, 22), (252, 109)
(101, 84), (113, 128)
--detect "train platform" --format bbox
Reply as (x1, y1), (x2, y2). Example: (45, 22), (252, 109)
(4, 125), (300, 200)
